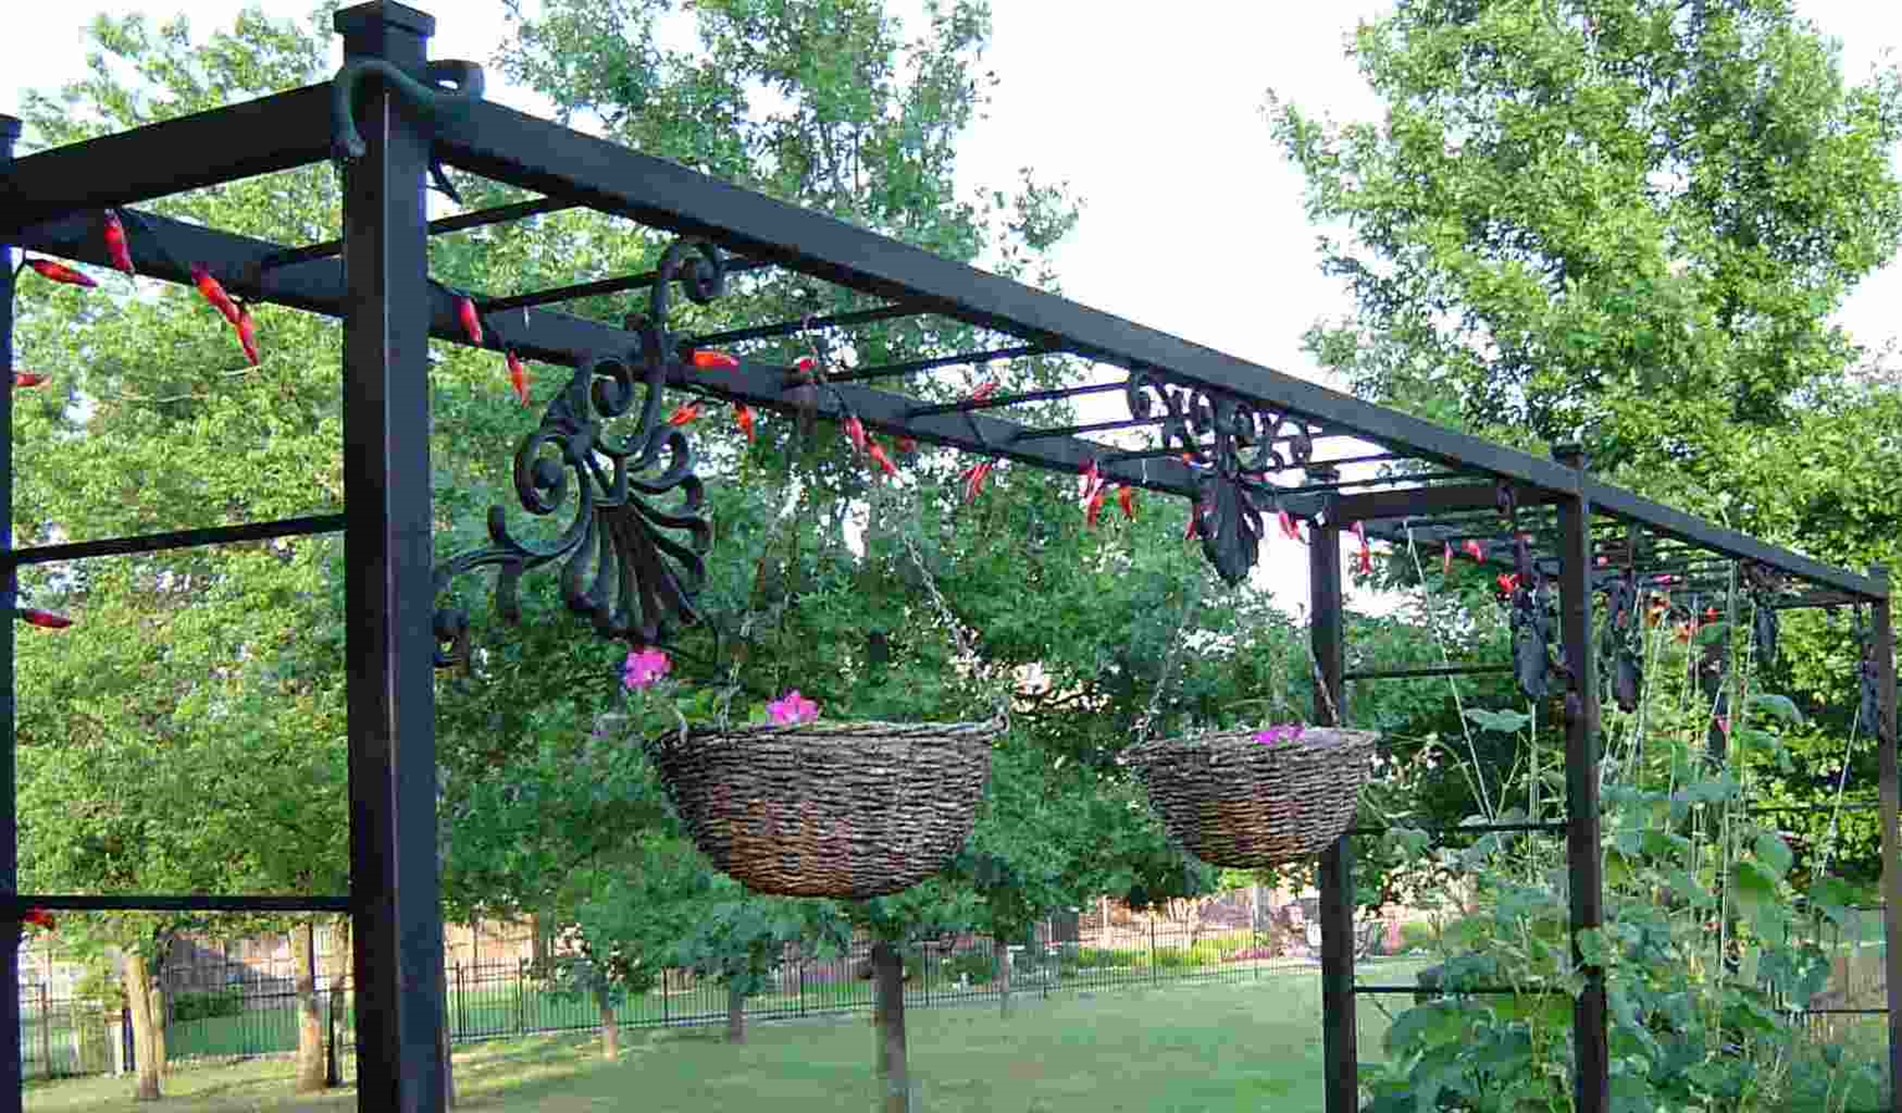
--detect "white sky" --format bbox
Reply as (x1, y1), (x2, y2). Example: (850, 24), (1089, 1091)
(5, 0), (1900, 611)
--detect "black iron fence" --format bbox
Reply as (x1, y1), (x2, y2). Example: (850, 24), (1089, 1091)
(19, 923), (1338, 1082)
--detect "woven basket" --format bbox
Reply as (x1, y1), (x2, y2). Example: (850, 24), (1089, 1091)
(648, 718), (999, 899)
(1125, 727), (1378, 868)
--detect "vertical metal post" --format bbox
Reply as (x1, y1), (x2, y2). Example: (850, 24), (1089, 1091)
(1554, 448), (1608, 1113)
(1869, 568), (1901, 1111)
(0, 111), (22, 1113)
(334, 4), (445, 1111)
(1311, 506), (1355, 1113)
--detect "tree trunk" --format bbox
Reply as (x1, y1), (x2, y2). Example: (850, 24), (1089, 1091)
(725, 983), (746, 1044)
(997, 939), (1014, 1018)
(293, 923), (327, 1091)
(123, 951), (162, 1101)
(871, 941), (909, 1113)
(597, 988), (619, 1061)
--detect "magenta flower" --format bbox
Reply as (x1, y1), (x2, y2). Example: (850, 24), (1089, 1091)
(1254, 723), (1306, 747)
(622, 647), (671, 691)
(767, 690), (821, 726)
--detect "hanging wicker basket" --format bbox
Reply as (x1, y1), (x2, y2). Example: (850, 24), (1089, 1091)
(1124, 727), (1378, 868)
(648, 718), (1000, 899)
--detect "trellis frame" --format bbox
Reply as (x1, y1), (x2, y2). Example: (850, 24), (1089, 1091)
(0, 3), (1896, 1110)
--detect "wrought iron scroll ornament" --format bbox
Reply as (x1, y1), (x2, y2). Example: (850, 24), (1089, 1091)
(330, 58), (487, 201)
(1125, 369), (1312, 585)
(432, 240), (721, 667)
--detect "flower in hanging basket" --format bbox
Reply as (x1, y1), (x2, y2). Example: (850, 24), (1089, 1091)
(623, 646), (671, 691)
(766, 689), (820, 726)
(22, 908), (54, 932)
(1254, 723), (1306, 748)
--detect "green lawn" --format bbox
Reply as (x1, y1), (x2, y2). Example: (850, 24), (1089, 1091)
(25, 975), (1407, 1111)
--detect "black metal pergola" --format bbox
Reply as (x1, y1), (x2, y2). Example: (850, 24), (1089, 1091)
(0, 3), (1897, 1110)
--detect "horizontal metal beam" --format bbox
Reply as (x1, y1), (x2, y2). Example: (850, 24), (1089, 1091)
(1585, 480), (1885, 600)
(6, 894), (350, 913)
(261, 196), (579, 270)
(10, 513), (345, 567)
(433, 100), (1591, 493)
(12, 207), (1196, 497)
(1342, 663), (1514, 681)
(0, 84), (333, 233)
(1336, 483), (1561, 522)
(684, 303), (922, 348)
(481, 256), (775, 314)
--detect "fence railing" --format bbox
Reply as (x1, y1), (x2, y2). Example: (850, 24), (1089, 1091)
(20, 924), (1331, 1081)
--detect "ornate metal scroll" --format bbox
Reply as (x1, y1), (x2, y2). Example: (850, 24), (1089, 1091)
(433, 239), (722, 667)
(1125, 369), (1313, 585)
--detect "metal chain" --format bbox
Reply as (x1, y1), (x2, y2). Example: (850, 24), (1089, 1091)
(1133, 576), (1204, 746)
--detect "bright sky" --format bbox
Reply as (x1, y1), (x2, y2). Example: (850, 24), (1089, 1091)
(5, 0), (1900, 611)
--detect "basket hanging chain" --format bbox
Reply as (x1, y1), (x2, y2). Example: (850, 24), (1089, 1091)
(1134, 576), (1205, 746)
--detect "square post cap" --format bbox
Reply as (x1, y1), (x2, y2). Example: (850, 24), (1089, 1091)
(335, 2), (436, 41)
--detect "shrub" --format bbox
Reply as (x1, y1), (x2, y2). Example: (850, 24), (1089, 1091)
(935, 950), (996, 985)
(168, 987), (245, 1023)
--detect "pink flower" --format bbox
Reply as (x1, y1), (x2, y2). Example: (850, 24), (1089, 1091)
(767, 690), (821, 726)
(1254, 723), (1306, 747)
(622, 647), (671, 691)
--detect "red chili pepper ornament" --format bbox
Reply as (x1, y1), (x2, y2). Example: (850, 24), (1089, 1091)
(960, 461), (994, 505)
(1442, 541), (1454, 577)
(842, 415), (867, 454)
(667, 403), (704, 428)
(1117, 485), (1138, 522)
(19, 609), (72, 630)
(103, 211), (135, 276)
(506, 351), (532, 406)
(1085, 484), (1107, 529)
(12, 373), (46, 389)
(969, 380), (999, 404)
(26, 259), (95, 289)
(866, 437), (899, 479)
(456, 297), (484, 347)
(190, 264), (240, 325)
(690, 350), (740, 372)
(734, 404), (757, 443)
(235, 305), (261, 367)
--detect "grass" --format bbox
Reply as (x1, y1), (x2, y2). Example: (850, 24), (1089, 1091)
(24, 974), (1408, 1111)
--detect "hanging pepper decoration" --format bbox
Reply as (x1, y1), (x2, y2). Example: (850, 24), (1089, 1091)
(1352, 520), (1372, 575)
(235, 304), (261, 367)
(1277, 508), (1303, 543)
(190, 264), (241, 325)
(969, 380), (1000, 404)
(960, 461), (994, 505)
(21, 908), (54, 931)
(1117, 485), (1138, 522)
(25, 259), (95, 289)
(690, 349), (740, 372)
(1462, 538), (1486, 563)
(456, 296), (484, 347)
(1085, 483), (1107, 529)
(1442, 541), (1454, 577)
(19, 609), (73, 630)
(734, 403), (757, 443)
(842, 414), (868, 455)
(1079, 459), (1104, 504)
(667, 402), (704, 428)
(102, 211), (135, 276)
(505, 350), (532, 405)
(866, 436), (899, 479)
(12, 373), (46, 389)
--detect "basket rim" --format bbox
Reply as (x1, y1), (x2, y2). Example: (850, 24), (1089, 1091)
(1125, 725), (1379, 759)
(661, 715), (1005, 745)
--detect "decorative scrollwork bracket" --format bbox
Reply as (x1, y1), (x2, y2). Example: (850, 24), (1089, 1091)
(432, 239), (722, 668)
(1124, 369), (1313, 586)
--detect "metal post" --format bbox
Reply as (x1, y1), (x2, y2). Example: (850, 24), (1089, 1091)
(1869, 567), (1901, 1112)
(515, 958), (525, 1037)
(0, 111), (23, 1113)
(1311, 506), (1356, 1113)
(1555, 447), (1608, 1113)
(334, 4), (446, 1111)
